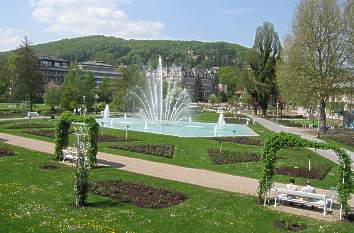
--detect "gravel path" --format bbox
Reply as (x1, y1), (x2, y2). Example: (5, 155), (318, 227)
(0, 132), (352, 221)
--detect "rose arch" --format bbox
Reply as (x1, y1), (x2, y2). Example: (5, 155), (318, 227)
(258, 132), (352, 219)
(54, 112), (99, 168)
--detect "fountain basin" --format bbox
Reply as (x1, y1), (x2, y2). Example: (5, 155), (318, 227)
(96, 117), (258, 137)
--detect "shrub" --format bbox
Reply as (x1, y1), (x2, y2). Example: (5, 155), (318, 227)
(212, 137), (261, 145)
(74, 151), (89, 207)
(109, 143), (174, 158)
(90, 180), (187, 208)
(275, 166), (332, 180)
(0, 146), (15, 157)
(208, 148), (260, 164)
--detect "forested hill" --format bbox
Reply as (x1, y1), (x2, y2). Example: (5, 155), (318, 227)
(29, 35), (249, 68)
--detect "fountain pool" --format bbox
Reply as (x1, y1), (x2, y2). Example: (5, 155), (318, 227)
(96, 117), (258, 138)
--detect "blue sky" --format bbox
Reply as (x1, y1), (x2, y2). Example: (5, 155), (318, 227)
(0, 0), (299, 51)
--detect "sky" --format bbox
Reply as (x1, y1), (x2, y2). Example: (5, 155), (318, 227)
(0, 0), (299, 52)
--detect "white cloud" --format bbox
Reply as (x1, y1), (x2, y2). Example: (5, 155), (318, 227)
(220, 8), (255, 15)
(30, 0), (164, 39)
(0, 28), (26, 52)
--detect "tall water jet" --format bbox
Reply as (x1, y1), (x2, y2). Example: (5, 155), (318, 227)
(130, 57), (190, 125)
(217, 110), (225, 129)
(103, 104), (110, 122)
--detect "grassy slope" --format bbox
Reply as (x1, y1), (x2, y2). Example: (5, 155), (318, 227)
(0, 114), (344, 192)
(0, 143), (353, 233)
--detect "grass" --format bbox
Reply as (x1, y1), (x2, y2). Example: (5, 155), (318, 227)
(0, 143), (353, 232)
(0, 114), (347, 192)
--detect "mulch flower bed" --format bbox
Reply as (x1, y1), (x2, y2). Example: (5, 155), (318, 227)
(39, 163), (60, 170)
(97, 135), (140, 142)
(27, 130), (55, 138)
(0, 147), (15, 157)
(273, 219), (305, 232)
(9, 123), (54, 129)
(208, 148), (260, 164)
(275, 166), (332, 180)
(108, 143), (175, 158)
(212, 137), (261, 145)
(90, 180), (188, 208)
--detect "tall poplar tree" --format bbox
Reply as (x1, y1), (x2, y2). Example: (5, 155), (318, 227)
(248, 22), (281, 116)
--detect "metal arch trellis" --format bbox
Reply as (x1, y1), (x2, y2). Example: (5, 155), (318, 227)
(73, 122), (89, 157)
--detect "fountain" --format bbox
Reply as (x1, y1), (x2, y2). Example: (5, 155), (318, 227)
(130, 57), (190, 125)
(96, 57), (258, 138)
(103, 104), (110, 122)
(215, 109), (225, 130)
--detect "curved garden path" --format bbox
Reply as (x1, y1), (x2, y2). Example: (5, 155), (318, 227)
(247, 114), (354, 170)
(0, 133), (352, 221)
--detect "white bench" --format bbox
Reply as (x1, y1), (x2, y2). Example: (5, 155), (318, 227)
(27, 112), (40, 118)
(62, 148), (89, 163)
(62, 149), (78, 162)
(271, 188), (328, 215)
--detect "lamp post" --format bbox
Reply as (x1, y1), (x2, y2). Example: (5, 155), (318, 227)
(125, 125), (130, 141)
(276, 101), (279, 122)
(83, 96), (86, 116)
(94, 94), (99, 114)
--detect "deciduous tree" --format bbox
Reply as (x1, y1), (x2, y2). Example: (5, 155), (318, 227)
(277, 0), (353, 133)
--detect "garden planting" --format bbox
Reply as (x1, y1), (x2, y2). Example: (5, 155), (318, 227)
(0, 146), (14, 157)
(97, 135), (140, 142)
(90, 180), (188, 208)
(208, 148), (260, 164)
(275, 166), (332, 180)
(212, 136), (261, 145)
(108, 143), (175, 158)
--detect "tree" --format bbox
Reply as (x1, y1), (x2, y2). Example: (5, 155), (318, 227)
(44, 85), (62, 113)
(0, 54), (17, 101)
(112, 65), (144, 111)
(12, 38), (43, 111)
(193, 76), (204, 102)
(248, 22), (281, 116)
(208, 94), (218, 105)
(276, 0), (353, 133)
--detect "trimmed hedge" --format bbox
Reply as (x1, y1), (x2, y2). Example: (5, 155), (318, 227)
(212, 137), (261, 145)
(109, 143), (174, 158)
(208, 148), (260, 164)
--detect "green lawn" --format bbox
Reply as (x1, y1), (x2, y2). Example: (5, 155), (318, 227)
(0, 143), (353, 233)
(0, 114), (346, 192)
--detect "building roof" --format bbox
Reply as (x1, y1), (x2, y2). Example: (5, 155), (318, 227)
(39, 56), (69, 63)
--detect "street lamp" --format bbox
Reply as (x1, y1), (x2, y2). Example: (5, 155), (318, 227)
(276, 101), (279, 122)
(83, 96), (86, 116)
(125, 125), (130, 141)
(94, 94), (99, 114)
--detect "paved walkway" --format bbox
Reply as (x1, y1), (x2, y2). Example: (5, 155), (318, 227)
(247, 114), (354, 170)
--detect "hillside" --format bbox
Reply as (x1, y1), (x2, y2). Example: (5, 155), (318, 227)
(29, 35), (249, 68)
